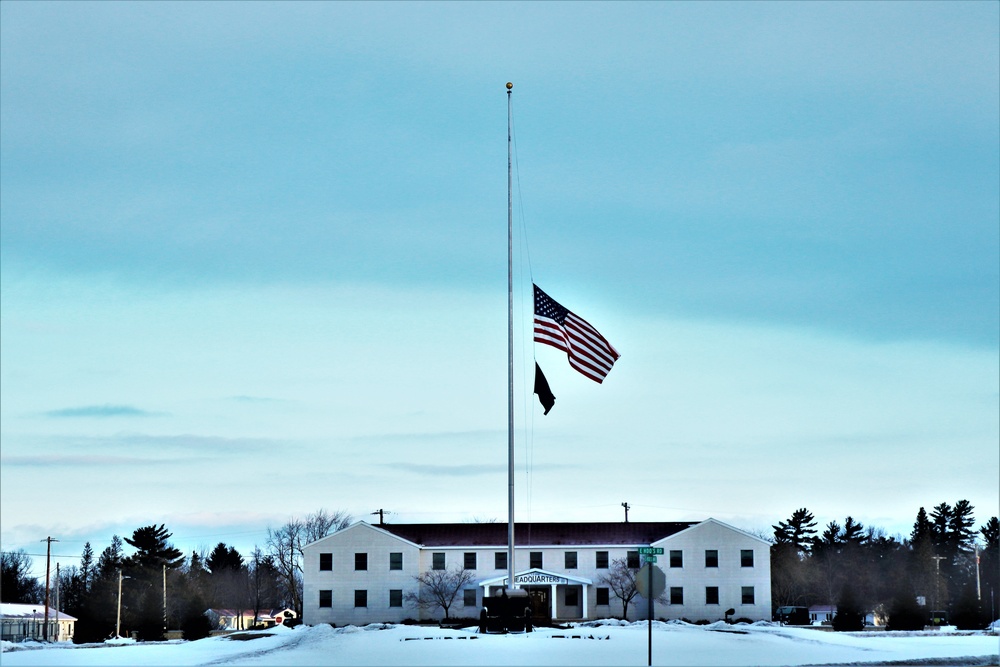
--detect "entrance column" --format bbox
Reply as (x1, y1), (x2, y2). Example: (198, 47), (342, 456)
(550, 583), (558, 620)
(581, 585), (589, 620)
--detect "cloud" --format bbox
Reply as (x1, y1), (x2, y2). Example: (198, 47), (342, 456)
(0, 454), (183, 467)
(379, 462), (580, 477)
(42, 404), (163, 418)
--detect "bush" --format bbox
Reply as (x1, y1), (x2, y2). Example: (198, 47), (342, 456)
(886, 594), (926, 631)
(833, 586), (865, 632)
(181, 613), (213, 640)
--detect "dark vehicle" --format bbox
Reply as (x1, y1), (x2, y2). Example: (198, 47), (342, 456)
(774, 606), (810, 625)
(479, 589), (533, 634)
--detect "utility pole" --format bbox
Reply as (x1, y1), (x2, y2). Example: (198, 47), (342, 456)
(54, 563), (60, 641)
(163, 564), (167, 638)
(621, 502), (630, 523)
(931, 555), (946, 613)
(40, 536), (58, 641)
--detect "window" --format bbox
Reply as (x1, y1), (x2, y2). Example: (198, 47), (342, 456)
(596, 587), (610, 605)
(565, 588), (579, 606)
(565, 551), (578, 569)
(669, 550), (683, 568)
(706, 587), (719, 605)
(355, 590), (367, 607)
(530, 551), (543, 569)
(704, 550), (718, 568)
(596, 551), (609, 569)
(670, 587), (683, 605)
(495, 551), (507, 570)
(432, 552), (446, 570)
(742, 586), (755, 605)
(319, 553), (332, 571)
(389, 589), (403, 607)
(319, 590), (332, 608)
(627, 551), (640, 569)
(463, 589), (477, 607)
(464, 552), (477, 570)
(741, 549), (754, 567)
(355, 553), (367, 571)
(389, 552), (402, 570)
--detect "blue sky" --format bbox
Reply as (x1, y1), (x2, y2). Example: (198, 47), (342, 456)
(2, 1), (997, 572)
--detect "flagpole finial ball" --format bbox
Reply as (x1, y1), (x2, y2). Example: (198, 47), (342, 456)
(506, 82), (513, 90)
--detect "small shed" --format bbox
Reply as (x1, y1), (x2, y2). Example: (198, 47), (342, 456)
(0, 603), (76, 642)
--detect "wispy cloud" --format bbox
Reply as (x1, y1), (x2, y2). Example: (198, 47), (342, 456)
(379, 462), (580, 477)
(42, 404), (164, 418)
(0, 454), (197, 467)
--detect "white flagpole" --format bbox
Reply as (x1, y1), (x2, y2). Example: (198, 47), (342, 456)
(506, 81), (515, 593)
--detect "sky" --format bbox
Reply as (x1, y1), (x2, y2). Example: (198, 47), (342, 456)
(1, 1), (998, 575)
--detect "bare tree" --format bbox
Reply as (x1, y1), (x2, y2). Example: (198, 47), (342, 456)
(303, 509), (351, 544)
(404, 566), (477, 620)
(598, 558), (640, 620)
(266, 509), (352, 616)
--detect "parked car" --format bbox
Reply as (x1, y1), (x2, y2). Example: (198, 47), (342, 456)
(774, 606), (810, 625)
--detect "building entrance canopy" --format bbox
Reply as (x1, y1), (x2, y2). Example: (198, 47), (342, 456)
(478, 568), (594, 620)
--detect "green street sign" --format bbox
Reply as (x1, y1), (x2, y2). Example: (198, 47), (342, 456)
(644, 555), (657, 562)
(637, 547), (664, 555)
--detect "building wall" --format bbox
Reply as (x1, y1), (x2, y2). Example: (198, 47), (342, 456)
(304, 523), (422, 626)
(302, 519), (772, 627)
(647, 520), (772, 622)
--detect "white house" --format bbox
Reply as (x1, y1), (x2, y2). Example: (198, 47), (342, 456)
(302, 519), (771, 627)
(0, 603), (76, 642)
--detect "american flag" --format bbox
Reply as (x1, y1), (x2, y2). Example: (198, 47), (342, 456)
(533, 284), (620, 383)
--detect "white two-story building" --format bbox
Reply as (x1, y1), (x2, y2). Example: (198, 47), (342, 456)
(302, 518), (771, 627)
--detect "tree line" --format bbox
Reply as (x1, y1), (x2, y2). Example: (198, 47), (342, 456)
(771, 500), (998, 630)
(0, 509), (350, 642)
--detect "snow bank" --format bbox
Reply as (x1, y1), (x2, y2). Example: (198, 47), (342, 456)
(0, 620), (997, 666)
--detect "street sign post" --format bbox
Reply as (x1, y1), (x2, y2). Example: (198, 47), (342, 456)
(635, 561), (666, 666)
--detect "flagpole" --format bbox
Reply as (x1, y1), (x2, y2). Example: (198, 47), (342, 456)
(505, 81), (515, 594)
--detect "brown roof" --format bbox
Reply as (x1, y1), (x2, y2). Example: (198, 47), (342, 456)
(377, 522), (696, 547)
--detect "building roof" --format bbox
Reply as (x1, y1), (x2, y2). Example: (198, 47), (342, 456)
(0, 603), (77, 621)
(375, 521), (696, 547)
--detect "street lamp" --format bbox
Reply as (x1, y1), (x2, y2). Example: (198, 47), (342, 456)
(115, 571), (133, 639)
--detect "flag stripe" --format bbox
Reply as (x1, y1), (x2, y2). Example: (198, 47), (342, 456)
(533, 285), (619, 383)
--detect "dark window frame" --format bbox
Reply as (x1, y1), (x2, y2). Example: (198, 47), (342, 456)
(354, 589), (367, 607)
(596, 551), (609, 569)
(705, 550), (718, 568)
(432, 552), (446, 570)
(670, 587), (683, 605)
(464, 552), (477, 570)
(319, 589), (332, 608)
(669, 550), (683, 568)
(565, 551), (578, 569)
(354, 552), (368, 571)
(389, 552), (403, 570)
(319, 553), (332, 571)
(741, 549), (754, 567)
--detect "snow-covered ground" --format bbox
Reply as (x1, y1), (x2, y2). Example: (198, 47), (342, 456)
(2, 620), (998, 666)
